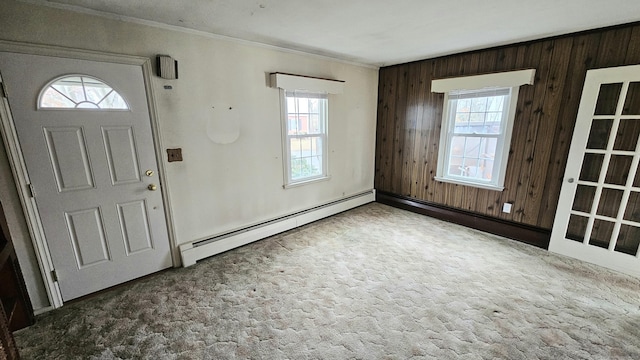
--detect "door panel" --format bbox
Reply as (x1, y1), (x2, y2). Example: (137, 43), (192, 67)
(550, 65), (640, 277)
(0, 52), (171, 300)
(102, 126), (141, 185)
(117, 200), (154, 255)
(44, 126), (95, 192)
(66, 207), (110, 268)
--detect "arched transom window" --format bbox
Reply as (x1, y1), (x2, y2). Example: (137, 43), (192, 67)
(39, 75), (129, 110)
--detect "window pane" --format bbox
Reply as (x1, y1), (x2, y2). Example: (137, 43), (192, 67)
(594, 83), (622, 116)
(40, 87), (76, 108)
(579, 153), (603, 182)
(40, 75), (128, 110)
(456, 98), (471, 113)
(596, 188), (623, 218)
(448, 135), (497, 181)
(614, 119), (640, 151)
(284, 92), (327, 183)
(448, 156), (464, 176)
(623, 82), (640, 115)
(450, 137), (466, 157)
(469, 112), (484, 125)
(481, 137), (497, 160)
(623, 192), (640, 222)
(99, 91), (128, 110)
(586, 119), (613, 149)
(464, 137), (480, 158)
(487, 96), (504, 112)
(51, 76), (85, 103)
(589, 219), (614, 249)
(470, 97), (488, 112)
(572, 185), (596, 213)
(290, 138), (302, 160)
(605, 155), (633, 186)
(566, 214), (588, 242)
(286, 97), (296, 111)
(452, 94), (506, 135)
(615, 225), (640, 256)
(298, 98), (309, 113)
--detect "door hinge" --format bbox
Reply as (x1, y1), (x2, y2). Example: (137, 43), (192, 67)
(51, 269), (58, 282)
(27, 184), (35, 198)
(0, 82), (7, 98)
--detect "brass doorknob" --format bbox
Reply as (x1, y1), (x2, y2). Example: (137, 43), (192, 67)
(148, 184), (157, 191)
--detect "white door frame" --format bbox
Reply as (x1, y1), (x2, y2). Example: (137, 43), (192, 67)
(0, 40), (179, 309)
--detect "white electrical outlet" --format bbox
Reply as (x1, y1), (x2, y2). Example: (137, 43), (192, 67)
(502, 203), (512, 213)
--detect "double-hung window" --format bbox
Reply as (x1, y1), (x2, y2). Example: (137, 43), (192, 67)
(432, 69), (536, 191)
(283, 90), (328, 184)
(271, 72), (344, 187)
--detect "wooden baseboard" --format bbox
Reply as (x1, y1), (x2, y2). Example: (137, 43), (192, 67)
(376, 191), (550, 249)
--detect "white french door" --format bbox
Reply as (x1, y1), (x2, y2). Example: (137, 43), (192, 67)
(549, 65), (640, 277)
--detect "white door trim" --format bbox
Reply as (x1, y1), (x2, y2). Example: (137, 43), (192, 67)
(0, 40), (179, 309)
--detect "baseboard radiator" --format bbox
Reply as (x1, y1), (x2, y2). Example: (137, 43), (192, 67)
(179, 190), (375, 267)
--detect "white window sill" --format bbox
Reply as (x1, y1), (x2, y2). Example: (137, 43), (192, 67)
(434, 176), (504, 191)
(283, 175), (331, 189)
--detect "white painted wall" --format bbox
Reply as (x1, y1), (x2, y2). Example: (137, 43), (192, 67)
(0, 0), (378, 310)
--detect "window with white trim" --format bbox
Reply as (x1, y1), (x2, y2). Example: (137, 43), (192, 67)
(432, 69), (535, 191)
(283, 90), (328, 184)
(271, 72), (344, 187)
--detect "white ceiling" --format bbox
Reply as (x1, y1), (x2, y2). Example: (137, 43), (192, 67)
(24, 0), (640, 67)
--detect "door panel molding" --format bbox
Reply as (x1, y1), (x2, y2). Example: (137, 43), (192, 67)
(0, 40), (178, 310)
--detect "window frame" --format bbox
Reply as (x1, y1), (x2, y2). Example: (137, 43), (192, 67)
(38, 74), (130, 111)
(280, 89), (329, 187)
(435, 87), (519, 191)
(431, 69), (535, 191)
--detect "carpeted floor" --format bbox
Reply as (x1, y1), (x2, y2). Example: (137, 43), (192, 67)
(14, 203), (640, 359)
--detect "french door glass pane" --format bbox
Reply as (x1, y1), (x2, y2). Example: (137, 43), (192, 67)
(586, 119), (613, 149)
(614, 119), (640, 151)
(572, 185), (596, 213)
(623, 192), (640, 222)
(579, 153), (603, 182)
(596, 188), (623, 218)
(604, 155), (633, 185)
(615, 225), (640, 255)
(589, 219), (615, 249)
(594, 83), (622, 115)
(622, 82), (640, 115)
(566, 214), (589, 242)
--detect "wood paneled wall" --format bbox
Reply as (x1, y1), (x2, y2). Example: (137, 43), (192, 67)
(375, 23), (640, 230)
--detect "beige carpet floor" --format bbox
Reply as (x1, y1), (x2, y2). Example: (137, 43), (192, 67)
(14, 203), (640, 359)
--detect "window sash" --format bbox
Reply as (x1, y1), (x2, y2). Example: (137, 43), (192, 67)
(437, 87), (516, 189)
(282, 90), (328, 185)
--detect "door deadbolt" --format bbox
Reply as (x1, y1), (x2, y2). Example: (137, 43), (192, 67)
(148, 184), (157, 191)
(567, 178), (575, 183)
(145, 170), (154, 177)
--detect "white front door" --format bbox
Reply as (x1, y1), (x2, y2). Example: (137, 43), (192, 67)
(0, 52), (172, 300)
(549, 65), (640, 277)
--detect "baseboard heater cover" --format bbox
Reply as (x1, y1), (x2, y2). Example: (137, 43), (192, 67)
(179, 190), (375, 267)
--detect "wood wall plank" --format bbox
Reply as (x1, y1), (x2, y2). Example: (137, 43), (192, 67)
(390, 65), (409, 194)
(375, 22), (640, 230)
(374, 66), (398, 191)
